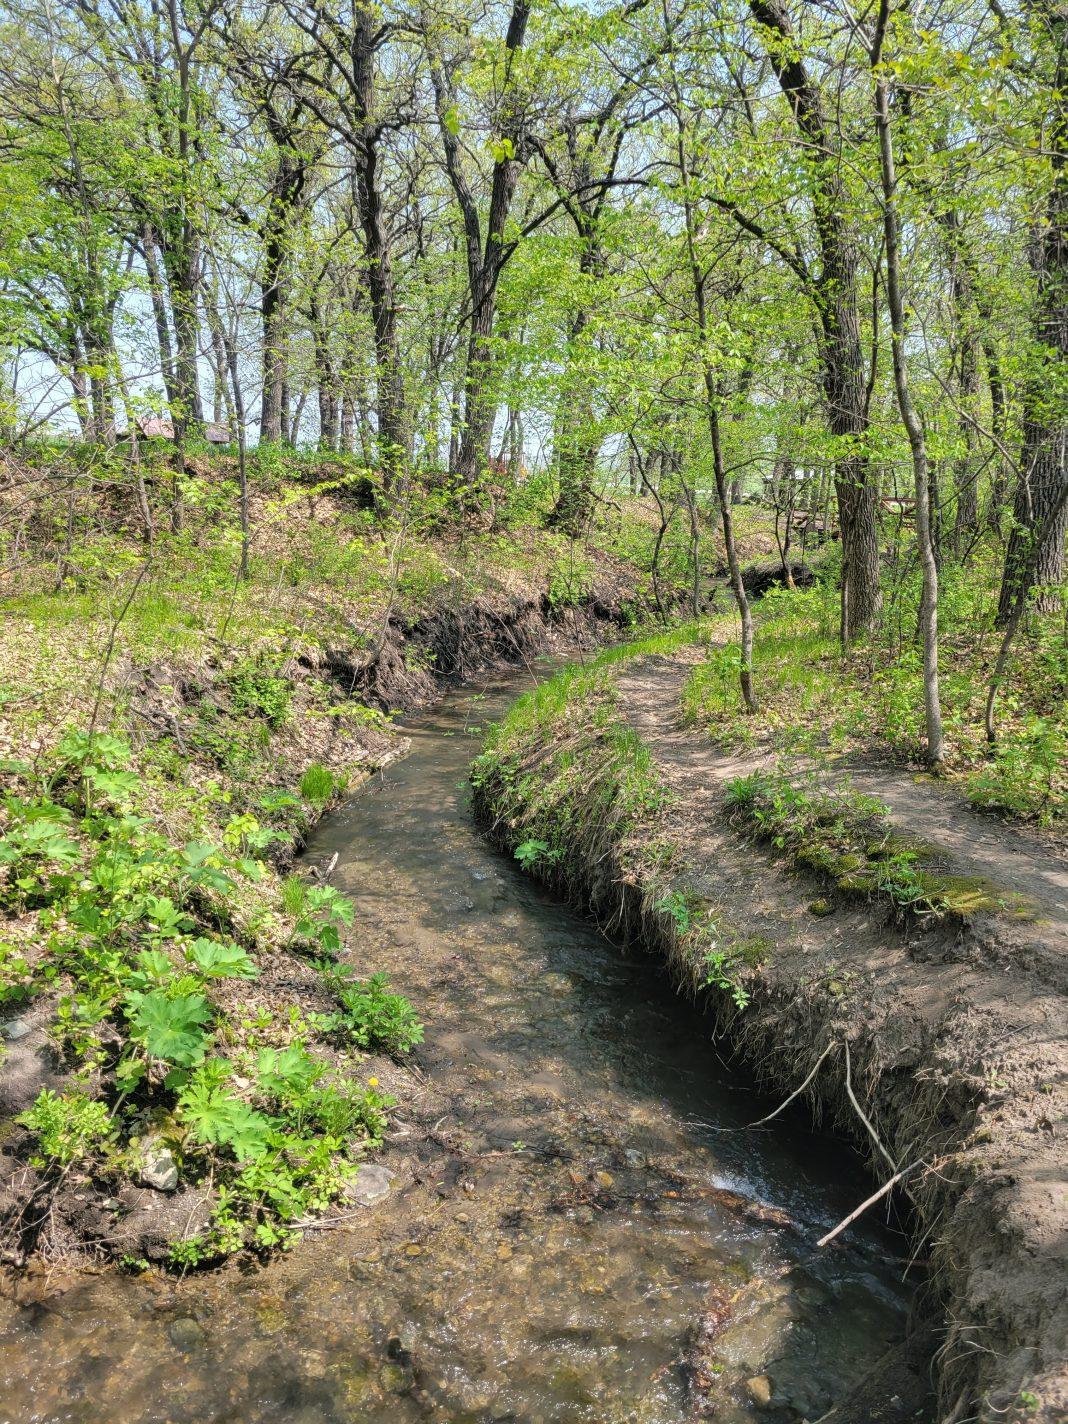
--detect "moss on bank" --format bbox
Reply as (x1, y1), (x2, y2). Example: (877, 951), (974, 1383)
(722, 770), (1008, 921)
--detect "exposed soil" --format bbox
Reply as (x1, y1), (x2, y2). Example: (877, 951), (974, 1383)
(477, 648), (1068, 1424)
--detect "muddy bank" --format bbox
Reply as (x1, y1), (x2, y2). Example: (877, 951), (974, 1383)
(331, 572), (643, 714)
(472, 647), (1068, 1424)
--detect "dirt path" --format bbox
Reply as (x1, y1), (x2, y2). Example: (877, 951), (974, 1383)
(605, 653), (1068, 1424)
(622, 648), (1068, 989)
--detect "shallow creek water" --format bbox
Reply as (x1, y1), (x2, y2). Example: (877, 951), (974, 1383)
(1, 661), (915, 1423)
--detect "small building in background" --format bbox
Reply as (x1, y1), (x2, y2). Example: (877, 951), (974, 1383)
(136, 417), (230, 444)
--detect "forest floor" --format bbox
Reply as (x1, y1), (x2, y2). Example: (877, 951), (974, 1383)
(473, 637), (1068, 1424)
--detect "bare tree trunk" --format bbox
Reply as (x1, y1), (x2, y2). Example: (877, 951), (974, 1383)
(142, 222), (179, 413)
(431, 0), (530, 489)
(672, 106), (756, 709)
(953, 300), (981, 552)
(749, 0), (882, 643)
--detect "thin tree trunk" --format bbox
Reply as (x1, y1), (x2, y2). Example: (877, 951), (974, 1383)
(749, 0), (882, 642)
(672, 110), (756, 710)
(872, 7), (943, 768)
(142, 222), (179, 413)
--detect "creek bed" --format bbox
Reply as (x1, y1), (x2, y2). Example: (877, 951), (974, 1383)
(0, 661), (916, 1423)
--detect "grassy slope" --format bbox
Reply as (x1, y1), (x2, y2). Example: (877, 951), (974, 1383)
(683, 567), (1067, 827)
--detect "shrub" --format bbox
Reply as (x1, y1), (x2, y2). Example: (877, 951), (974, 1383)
(227, 665), (292, 727)
(322, 969), (423, 1054)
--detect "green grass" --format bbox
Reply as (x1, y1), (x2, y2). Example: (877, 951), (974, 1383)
(473, 657), (671, 886)
(682, 576), (1067, 825)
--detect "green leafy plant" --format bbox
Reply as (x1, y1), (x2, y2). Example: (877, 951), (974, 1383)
(0, 799), (81, 906)
(179, 1067), (273, 1161)
(290, 882), (354, 955)
(702, 949), (751, 1010)
(18, 1089), (114, 1166)
(227, 665), (292, 727)
(514, 838), (557, 870)
(126, 989), (211, 1067)
(322, 969), (423, 1053)
(185, 937), (257, 979)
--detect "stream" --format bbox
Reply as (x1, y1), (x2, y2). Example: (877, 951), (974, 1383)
(0, 660), (915, 1423)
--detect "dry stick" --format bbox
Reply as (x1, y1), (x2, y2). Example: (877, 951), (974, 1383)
(742, 1040), (836, 1129)
(844, 1039), (897, 1173)
(816, 1159), (924, 1248)
(87, 558), (152, 741)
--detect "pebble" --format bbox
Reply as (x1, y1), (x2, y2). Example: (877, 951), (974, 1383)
(541, 973), (572, 996)
(138, 1143), (179, 1192)
(167, 1316), (206, 1352)
(745, 1375), (772, 1407)
(0, 1018), (32, 1042)
(379, 1361), (415, 1394)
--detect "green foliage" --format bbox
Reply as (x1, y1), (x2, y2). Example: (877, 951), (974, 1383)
(702, 949), (751, 1011)
(185, 937), (257, 978)
(724, 770), (1003, 920)
(18, 1089), (114, 1167)
(227, 664), (292, 728)
(655, 889), (698, 935)
(0, 941), (35, 1010)
(0, 799), (81, 907)
(684, 579), (1066, 824)
(179, 1062), (273, 1161)
(968, 715), (1067, 821)
(514, 838), (557, 870)
(474, 654), (672, 914)
(126, 990), (211, 1067)
(290, 882), (354, 955)
(321, 968), (424, 1054)
(281, 873), (307, 916)
(299, 763), (337, 807)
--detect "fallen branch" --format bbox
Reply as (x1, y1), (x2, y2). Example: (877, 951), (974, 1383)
(843, 1039), (897, 1172)
(816, 1159), (924, 1248)
(744, 1040), (836, 1129)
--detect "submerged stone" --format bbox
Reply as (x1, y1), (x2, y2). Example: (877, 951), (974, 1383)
(167, 1316), (205, 1352)
(346, 1164), (394, 1206)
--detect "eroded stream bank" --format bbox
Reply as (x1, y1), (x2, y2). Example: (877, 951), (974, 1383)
(0, 661), (922, 1423)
